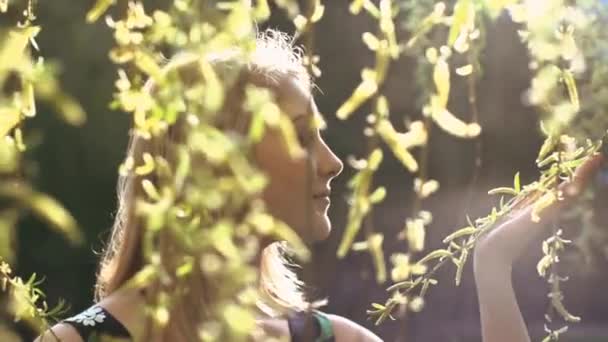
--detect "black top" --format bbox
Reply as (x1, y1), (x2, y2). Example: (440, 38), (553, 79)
(63, 305), (335, 342)
(63, 305), (130, 341)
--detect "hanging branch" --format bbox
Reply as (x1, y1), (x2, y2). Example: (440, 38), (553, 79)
(337, 0), (402, 285)
(0, 0), (84, 337)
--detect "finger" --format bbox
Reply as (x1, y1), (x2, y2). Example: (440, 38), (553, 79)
(561, 153), (604, 197)
(573, 153), (604, 182)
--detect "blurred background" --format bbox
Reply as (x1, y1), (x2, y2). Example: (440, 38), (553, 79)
(10, 1), (608, 341)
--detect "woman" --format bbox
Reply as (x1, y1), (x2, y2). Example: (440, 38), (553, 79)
(36, 28), (604, 341)
(37, 30), (382, 342)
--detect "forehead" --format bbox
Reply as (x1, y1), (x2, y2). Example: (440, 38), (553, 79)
(275, 76), (318, 119)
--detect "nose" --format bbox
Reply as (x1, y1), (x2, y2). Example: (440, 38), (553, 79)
(315, 137), (343, 181)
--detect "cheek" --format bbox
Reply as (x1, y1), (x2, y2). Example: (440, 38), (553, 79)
(254, 130), (310, 233)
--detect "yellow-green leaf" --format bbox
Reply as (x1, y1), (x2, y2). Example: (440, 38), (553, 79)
(431, 106), (481, 138)
(311, 0), (325, 23)
(531, 191), (557, 223)
(433, 59), (450, 107)
(362, 32), (380, 51)
(552, 296), (581, 323)
(455, 64), (473, 76)
(86, 0), (116, 23)
(349, 0), (365, 14)
(337, 69), (378, 120)
(377, 120), (418, 172)
(0, 185), (82, 245)
(488, 187), (518, 196)
(562, 69), (579, 112)
(448, 0), (474, 46)
(442, 226), (476, 244)
(416, 249), (451, 265)
(369, 186), (386, 204)
(368, 233), (387, 283)
(406, 218), (425, 252)
(513, 172), (521, 193)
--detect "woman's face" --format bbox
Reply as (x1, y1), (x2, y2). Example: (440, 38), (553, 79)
(253, 76), (343, 243)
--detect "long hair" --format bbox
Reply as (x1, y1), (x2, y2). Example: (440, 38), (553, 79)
(94, 30), (313, 340)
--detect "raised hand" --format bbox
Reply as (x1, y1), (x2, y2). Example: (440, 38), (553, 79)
(473, 152), (604, 342)
(475, 153), (604, 267)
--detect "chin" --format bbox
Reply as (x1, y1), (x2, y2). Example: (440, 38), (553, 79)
(310, 212), (332, 242)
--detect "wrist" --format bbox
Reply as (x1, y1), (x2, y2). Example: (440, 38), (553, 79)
(473, 245), (513, 281)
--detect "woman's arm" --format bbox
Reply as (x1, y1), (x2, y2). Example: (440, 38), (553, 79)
(34, 323), (83, 342)
(475, 261), (528, 342)
(473, 153), (603, 342)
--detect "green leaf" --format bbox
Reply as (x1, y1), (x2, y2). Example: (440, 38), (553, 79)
(368, 234), (387, 283)
(562, 70), (579, 112)
(416, 249), (451, 265)
(86, 0), (116, 23)
(28, 192), (81, 244)
(552, 296), (581, 323)
(134, 51), (162, 81)
(376, 120), (418, 172)
(431, 106), (482, 138)
(369, 186), (387, 204)
(513, 172), (521, 193)
(349, 0), (365, 14)
(362, 32), (380, 51)
(337, 209), (366, 258)
(367, 148), (383, 170)
(487, 187), (518, 196)
(442, 226), (477, 244)
(311, 0), (325, 23)
(0, 184), (83, 245)
(537, 134), (557, 162)
(454, 249), (468, 286)
(0, 210), (19, 263)
(371, 303), (385, 310)
(536, 254), (552, 277)
(448, 0), (474, 46)
(531, 191), (557, 223)
(337, 69), (378, 120)
(433, 59), (450, 107)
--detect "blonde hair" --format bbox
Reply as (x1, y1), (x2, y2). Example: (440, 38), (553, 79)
(94, 29), (313, 339)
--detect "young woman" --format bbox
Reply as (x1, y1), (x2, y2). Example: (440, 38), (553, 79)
(36, 28), (604, 341)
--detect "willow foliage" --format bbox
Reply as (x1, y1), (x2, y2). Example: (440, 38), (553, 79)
(0, 0), (84, 339)
(1, 0), (608, 341)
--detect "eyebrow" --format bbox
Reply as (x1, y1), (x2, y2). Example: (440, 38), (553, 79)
(292, 113), (327, 131)
(292, 113), (308, 122)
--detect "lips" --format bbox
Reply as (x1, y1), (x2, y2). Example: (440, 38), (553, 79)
(313, 190), (331, 209)
(313, 189), (331, 198)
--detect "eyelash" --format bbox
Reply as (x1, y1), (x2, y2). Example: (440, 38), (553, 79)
(297, 128), (316, 146)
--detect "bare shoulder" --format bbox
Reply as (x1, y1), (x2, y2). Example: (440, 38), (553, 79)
(325, 314), (383, 342)
(34, 323), (83, 342)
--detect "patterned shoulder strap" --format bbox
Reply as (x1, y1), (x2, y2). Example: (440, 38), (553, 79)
(62, 304), (131, 341)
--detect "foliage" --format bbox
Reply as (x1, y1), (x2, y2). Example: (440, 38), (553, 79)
(356, 2), (608, 341)
(0, 0), (84, 338)
(1, 0), (608, 341)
